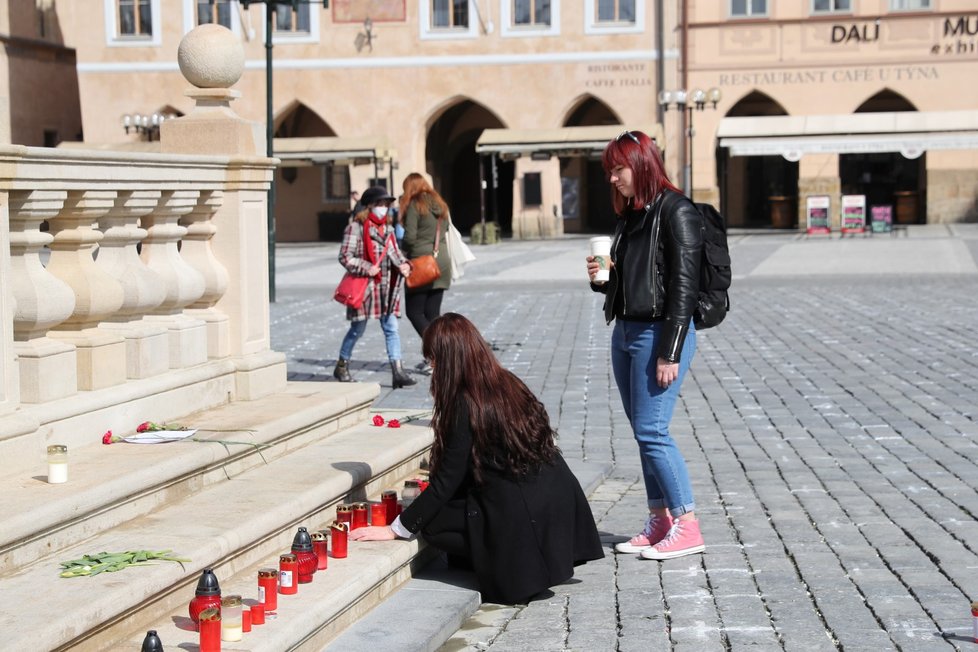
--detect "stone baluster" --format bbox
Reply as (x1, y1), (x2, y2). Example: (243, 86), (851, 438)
(7, 190), (78, 401)
(45, 190), (127, 390)
(181, 190), (231, 359)
(96, 190), (170, 378)
(141, 190), (207, 369)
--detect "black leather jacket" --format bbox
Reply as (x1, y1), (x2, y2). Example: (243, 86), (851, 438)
(593, 190), (704, 363)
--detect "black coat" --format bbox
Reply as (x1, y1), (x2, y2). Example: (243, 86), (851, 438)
(399, 402), (604, 604)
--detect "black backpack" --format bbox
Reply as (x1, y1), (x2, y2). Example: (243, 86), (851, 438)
(662, 192), (732, 330)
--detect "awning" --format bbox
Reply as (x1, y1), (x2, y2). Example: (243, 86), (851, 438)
(273, 136), (395, 167)
(718, 110), (978, 161)
(475, 124), (665, 157)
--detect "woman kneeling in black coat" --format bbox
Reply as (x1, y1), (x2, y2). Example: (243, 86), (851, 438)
(349, 312), (604, 604)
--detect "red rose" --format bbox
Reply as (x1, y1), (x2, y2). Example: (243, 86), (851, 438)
(102, 430), (115, 445)
(387, 419), (401, 428)
(136, 422), (151, 433)
(372, 415), (385, 427)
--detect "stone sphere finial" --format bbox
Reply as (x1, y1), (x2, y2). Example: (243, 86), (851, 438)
(177, 24), (245, 89)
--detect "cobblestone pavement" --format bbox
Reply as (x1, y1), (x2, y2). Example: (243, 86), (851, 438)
(271, 229), (978, 651)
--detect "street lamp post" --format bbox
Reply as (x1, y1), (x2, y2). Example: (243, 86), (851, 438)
(658, 87), (722, 198)
(237, 0), (328, 302)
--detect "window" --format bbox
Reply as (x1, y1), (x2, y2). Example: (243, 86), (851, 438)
(275, 4), (311, 33)
(502, 0), (559, 37)
(812, 0), (850, 12)
(106, 0), (160, 46)
(420, 0), (477, 40)
(119, 0), (152, 37)
(730, 0), (767, 17)
(323, 165), (351, 202)
(197, 0), (232, 28)
(889, 0), (930, 9)
(584, 0), (642, 34)
(596, 0), (635, 23)
(515, 0), (551, 27)
(432, 0), (468, 29)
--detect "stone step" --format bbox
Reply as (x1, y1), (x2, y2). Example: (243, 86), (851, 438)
(0, 390), (434, 651)
(0, 381), (378, 574)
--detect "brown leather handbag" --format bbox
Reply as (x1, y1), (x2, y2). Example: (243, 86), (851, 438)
(405, 218), (442, 289)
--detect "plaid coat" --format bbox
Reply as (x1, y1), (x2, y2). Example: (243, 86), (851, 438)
(338, 219), (409, 321)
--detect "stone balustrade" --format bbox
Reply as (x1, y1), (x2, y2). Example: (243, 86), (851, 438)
(0, 23), (286, 470)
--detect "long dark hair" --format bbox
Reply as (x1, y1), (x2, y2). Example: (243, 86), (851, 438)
(422, 313), (559, 483)
(601, 130), (679, 214)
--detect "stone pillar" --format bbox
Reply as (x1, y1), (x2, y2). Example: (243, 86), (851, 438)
(7, 189), (77, 402)
(161, 23), (284, 399)
(141, 190), (208, 369)
(511, 157), (563, 240)
(46, 190), (128, 390)
(95, 190), (170, 379)
(182, 190), (231, 359)
(0, 191), (19, 413)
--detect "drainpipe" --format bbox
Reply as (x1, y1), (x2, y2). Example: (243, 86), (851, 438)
(680, 0), (690, 195)
(655, 0), (665, 126)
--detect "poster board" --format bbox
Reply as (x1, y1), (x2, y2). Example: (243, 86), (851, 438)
(841, 195), (866, 234)
(805, 195), (831, 234)
(870, 205), (893, 233)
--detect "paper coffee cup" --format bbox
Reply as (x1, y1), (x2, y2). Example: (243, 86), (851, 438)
(589, 236), (612, 283)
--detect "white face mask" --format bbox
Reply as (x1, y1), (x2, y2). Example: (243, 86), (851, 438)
(370, 206), (389, 219)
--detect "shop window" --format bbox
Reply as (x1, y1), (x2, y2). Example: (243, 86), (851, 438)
(889, 0), (930, 10)
(323, 165), (352, 203)
(196, 0), (232, 27)
(523, 173), (543, 207)
(106, 0), (160, 46)
(730, 0), (767, 18)
(584, 0), (642, 34)
(502, 0), (559, 37)
(421, 0), (477, 39)
(812, 0), (850, 13)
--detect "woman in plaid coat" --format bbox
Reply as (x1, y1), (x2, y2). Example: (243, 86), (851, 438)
(333, 186), (417, 388)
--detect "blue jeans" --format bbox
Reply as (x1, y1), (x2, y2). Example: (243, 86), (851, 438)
(339, 314), (402, 362)
(611, 320), (696, 517)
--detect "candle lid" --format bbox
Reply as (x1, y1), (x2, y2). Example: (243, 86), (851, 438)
(291, 526), (313, 552)
(194, 568), (221, 596)
(331, 520), (349, 532)
(336, 504), (353, 512)
(382, 489), (398, 498)
(353, 502), (369, 509)
(47, 444), (68, 454)
(258, 567), (278, 578)
(221, 594), (242, 608)
(404, 479), (420, 487)
(140, 630), (163, 652)
(311, 531), (326, 542)
(279, 553), (298, 562)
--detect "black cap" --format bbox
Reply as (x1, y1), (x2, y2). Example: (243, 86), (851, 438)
(141, 630), (163, 652)
(291, 526), (313, 552)
(194, 568), (221, 596)
(360, 186), (395, 207)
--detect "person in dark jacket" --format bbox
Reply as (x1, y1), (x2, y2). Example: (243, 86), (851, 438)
(586, 130), (706, 561)
(399, 172), (452, 375)
(349, 312), (604, 604)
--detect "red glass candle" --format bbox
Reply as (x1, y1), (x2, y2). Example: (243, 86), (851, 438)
(351, 502), (369, 530)
(336, 504), (353, 526)
(312, 531), (329, 570)
(331, 520), (349, 558)
(381, 490), (398, 524)
(241, 606), (252, 633)
(250, 603), (265, 626)
(371, 502), (387, 526)
(198, 608), (221, 652)
(189, 568), (222, 631)
(257, 568), (277, 612)
(291, 527), (318, 584)
(278, 553), (298, 595)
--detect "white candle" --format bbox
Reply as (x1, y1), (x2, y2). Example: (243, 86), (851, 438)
(47, 445), (68, 484)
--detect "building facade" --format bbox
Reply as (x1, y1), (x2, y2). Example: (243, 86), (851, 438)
(49, 0), (676, 241)
(683, 0), (978, 230)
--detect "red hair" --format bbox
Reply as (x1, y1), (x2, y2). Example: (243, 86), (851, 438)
(422, 313), (558, 484)
(601, 130), (679, 214)
(399, 172), (449, 220)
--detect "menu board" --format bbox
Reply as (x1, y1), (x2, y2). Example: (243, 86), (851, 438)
(806, 195), (831, 234)
(841, 195), (866, 234)
(871, 205), (893, 233)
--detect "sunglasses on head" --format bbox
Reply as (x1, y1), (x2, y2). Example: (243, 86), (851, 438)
(617, 130), (640, 145)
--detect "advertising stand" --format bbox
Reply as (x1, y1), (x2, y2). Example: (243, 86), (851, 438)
(806, 195), (831, 235)
(841, 195), (867, 235)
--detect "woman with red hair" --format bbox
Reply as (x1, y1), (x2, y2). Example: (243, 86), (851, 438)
(350, 312), (603, 604)
(586, 130), (706, 560)
(399, 172), (453, 374)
